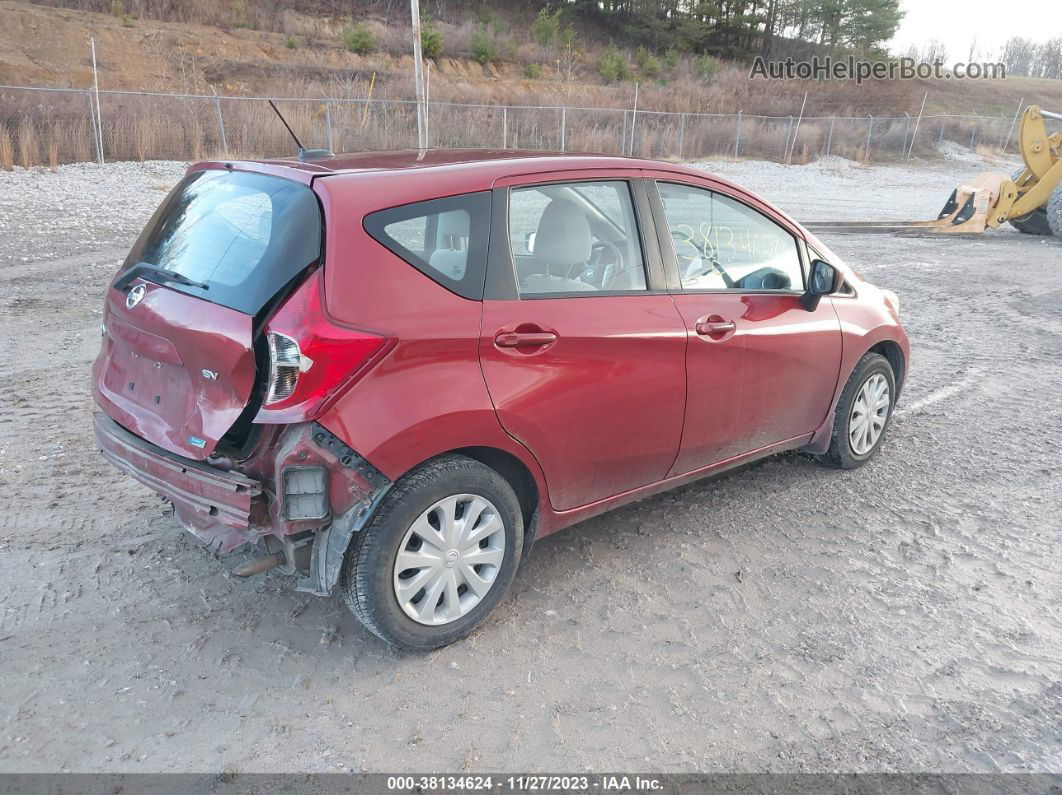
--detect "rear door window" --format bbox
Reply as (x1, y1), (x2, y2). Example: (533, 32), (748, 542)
(507, 180), (648, 296)
(121, 169), (322, 315)
(364, 192), (492, 300)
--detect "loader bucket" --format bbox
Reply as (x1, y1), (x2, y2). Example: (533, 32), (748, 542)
(912, 172), (1006, 234)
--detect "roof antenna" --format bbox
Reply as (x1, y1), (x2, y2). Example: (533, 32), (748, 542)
(268, 100), (332, 161)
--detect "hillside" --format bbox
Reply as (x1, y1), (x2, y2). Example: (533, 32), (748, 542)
(5, 0), (1062, 117)
(3, 0), (1062, 167)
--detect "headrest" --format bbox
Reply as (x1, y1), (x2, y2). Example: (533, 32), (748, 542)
(534, 199), (591, 266)
(436, 210), (470, 246)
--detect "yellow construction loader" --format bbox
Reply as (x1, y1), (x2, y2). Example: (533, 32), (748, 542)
(809, 105), (1062, 238)
(924, 105), (1062, 236)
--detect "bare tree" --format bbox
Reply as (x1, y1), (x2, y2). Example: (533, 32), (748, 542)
(1001, 36), (1036, 77)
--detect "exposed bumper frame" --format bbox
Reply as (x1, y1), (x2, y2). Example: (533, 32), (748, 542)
(94, 413), (265, 552)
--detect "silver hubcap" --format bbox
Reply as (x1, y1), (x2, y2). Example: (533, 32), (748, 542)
(849, 373), (890, 455)
(392, 494), (506, 626)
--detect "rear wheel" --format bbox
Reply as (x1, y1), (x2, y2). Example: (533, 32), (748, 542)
(1046, 183), (1062, 237)
(340, 455), (523, 651)
(818, 352), (897, 469)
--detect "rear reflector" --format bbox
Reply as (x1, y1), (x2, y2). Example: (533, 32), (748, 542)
(255, 270), (390, 423)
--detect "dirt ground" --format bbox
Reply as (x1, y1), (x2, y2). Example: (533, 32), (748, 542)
(0, 154), (1060, 774)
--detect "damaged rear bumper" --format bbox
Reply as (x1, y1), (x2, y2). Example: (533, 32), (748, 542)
(94, 413), (392, 594)
(94, 413), (266, 552)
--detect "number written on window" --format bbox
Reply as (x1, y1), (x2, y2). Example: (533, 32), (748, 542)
(658, 182), (803, 291)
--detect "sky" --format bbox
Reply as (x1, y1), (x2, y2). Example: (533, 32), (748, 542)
(887, 0), (1062, 61)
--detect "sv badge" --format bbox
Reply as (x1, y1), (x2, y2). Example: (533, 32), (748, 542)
(201, 369), (219, 381)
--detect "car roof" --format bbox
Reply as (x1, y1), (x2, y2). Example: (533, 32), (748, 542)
(190, 149), (804, 238)
(194, 149), (714, 186)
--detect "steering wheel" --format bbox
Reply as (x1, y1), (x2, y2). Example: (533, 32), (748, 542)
(582, 240), (624, 288)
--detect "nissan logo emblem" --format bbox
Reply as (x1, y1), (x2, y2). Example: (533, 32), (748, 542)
(126, 284), (146, 309)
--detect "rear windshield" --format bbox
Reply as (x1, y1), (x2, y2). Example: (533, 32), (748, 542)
(121, 169), (322, 314)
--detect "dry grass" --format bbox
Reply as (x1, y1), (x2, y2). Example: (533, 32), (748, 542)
(17, 0), (1062, 129)
(974, 143), (1007, 160)
(0, 129), (12, 171)
(31, 0), (285, 31)
(0, 66), (1034, 166)
(188, 115), (204, 161)
(135, 117), (157, 163)
(68, 119), (94, 163)
(0, 92), (1022, 166)
(17, 119), (37, 168)
(16, 0), (1062, 148)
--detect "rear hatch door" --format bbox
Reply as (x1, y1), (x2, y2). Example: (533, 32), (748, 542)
(92, 167), (322, 460)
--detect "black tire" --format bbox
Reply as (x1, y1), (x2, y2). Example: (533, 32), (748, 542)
(817, 352), (897, 470)
(1008, 207), (1052, 236)
(1046, 183), (1062, 238)
(340, 455), (523, 651)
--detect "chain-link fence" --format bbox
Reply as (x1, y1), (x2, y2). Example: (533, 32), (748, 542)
(0, 83), (1027, 168)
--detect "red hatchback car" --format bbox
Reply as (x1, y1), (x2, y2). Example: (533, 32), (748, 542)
(93, 150), (909, 650)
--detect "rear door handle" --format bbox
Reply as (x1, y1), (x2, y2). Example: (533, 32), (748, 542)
(695, 319), (736, 336)
(494, 331), (558, 348)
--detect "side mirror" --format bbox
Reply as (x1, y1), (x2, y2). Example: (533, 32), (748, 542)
(525, 231), (536, 254)
(802, 259), (843, 311)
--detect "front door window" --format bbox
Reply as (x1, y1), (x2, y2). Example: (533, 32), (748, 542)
(657, 182), (804, 292)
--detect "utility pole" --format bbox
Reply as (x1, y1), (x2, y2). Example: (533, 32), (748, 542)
(1001, 97), (1024, 154)
(629, 81), (639, 157)
(424, 59), (431, 148)
(786, 91), (807, 164)
(907, 91), (928, 159)
(410, 0), (427, 149)
(90, 36), (104, 164)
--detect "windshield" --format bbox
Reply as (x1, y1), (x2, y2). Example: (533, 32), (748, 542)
(122, 169), (322, 315)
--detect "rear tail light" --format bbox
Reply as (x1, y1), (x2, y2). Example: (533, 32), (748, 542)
(256, 271), (390, 423)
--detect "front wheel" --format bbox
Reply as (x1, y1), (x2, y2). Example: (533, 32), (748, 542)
(340, 455), (523, 651)
(1008, 207), (1052, 236)
(818, 352), (897, 469)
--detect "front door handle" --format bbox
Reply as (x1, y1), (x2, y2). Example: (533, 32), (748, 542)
(494, 331), (558, 348)
(694, 316), (736, 339)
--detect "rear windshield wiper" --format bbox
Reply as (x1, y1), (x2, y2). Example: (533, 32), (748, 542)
(113, 262), (209, 292)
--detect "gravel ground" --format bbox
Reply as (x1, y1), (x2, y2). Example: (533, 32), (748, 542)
(0, 155), (1060, 774)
